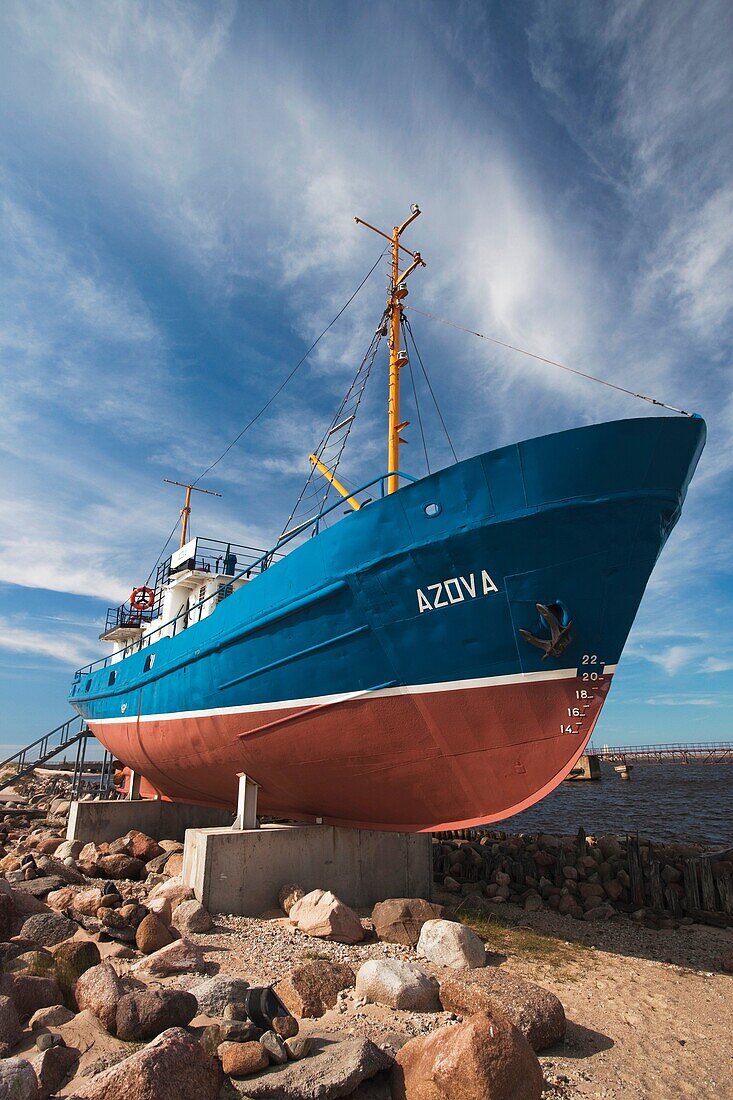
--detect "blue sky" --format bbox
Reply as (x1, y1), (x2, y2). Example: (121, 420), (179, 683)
(1, 0), (732, 752)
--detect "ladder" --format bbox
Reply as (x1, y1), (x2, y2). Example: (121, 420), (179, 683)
(0, 715), (116, 799)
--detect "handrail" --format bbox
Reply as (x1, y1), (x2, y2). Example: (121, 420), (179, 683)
(74, 469), (418, 679)
(0, 715), (88, 771)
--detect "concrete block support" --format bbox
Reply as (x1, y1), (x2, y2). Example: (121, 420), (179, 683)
(67, 799), (234, 845)
(183, 824), (433, 916)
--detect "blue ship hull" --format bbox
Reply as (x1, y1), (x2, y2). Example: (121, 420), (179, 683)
(70, 415), (705, 830)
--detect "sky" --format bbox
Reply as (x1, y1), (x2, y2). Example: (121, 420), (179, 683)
(1, 0), (732, 753)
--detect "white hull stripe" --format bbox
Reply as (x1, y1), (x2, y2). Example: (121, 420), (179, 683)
(89, 665), (617, 726)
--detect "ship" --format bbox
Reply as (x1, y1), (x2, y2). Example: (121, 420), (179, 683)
(69, 206), (706, 831)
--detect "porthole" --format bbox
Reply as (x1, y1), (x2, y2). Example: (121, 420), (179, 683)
(424, 502), (442, 517)
(144, 653), (155, 672)
(108, 670), (116, 686)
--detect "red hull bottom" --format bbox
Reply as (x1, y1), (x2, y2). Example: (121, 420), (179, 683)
(90, 674), (612, 832)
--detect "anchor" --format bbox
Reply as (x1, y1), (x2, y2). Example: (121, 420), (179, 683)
(519, 603), (573, 660)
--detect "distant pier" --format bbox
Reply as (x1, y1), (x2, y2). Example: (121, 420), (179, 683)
(588, 742), (733, 765)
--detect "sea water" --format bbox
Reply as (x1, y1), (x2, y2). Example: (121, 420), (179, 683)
(498, 763), (733, 847)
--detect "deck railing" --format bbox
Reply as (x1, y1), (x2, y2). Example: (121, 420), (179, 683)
(74, 469), (417, 680)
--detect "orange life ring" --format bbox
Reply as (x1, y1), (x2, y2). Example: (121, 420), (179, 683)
(130, 586), (156, 612)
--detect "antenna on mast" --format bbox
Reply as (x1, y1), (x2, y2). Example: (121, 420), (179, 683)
(355, 204), (426, 494)
(163, 479), (223, 548)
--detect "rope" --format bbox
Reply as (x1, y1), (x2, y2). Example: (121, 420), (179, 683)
(142, 250), (386, 581)
(403, 314), (459, 462)
(402, 317), (430, 475)
(192, 248), (388, 486)
(405, 305), (692, 417)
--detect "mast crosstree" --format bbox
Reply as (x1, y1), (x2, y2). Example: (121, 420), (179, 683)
(355, 205), (426, 494)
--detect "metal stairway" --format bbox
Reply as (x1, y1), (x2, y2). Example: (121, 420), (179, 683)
(0, 715), (115, 799)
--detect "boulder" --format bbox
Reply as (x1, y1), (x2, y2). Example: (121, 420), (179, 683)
(0, 994), (22, 1056)
(0, 1058), (38, 1100)
(115, 989), (198, 1041)
(416, 919), (486, 969)
(30, 1043), (78, 1100)
(96, 854), (146, 880)
(355, 960), (440, 1012)
(52, 940), (101, 1005)
(218, 1040), (269, 1076)
(230, 1037), (391, 1099)
(69, 1026), (223, 1099)
(74, 963), (125, 1033)
(0, 974), (64, 1020)
(170, 899), (213, 935)
(279, 884), (305, 915)
(19, 911), (77, 947)
(148, 877), (195, 910)
(29, 1004), (75, 1030)
(53, 840), (84, 862)
(190, 975), (250, 1017)
(164, 852), (184, 877)
(371, 898), (445, 947)
(274, 960), (355, 1018)
(131, 937), (206, 978)
(135, 913), (174, 955)
(123, 831), (164, 862)
(288, 890), (364, 944)
(439, 971), (566, 1051)
(0, 892), (17, 939)
(259, 1029), (288, 1065)
(271, 1014), (298, 1039)
(392, 1010), (543, 1100)
(145, 896), (172, 924)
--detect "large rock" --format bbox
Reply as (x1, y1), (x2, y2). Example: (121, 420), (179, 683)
(289, 890), (364, 944)
(392, 1011), (543, 1100)
(355, 960), (440, 1012)
(416, 919), (486, 969)
(96, 854), (146, 880)
(53, 840), (84, 862)
(0, 892), (17, 940)
(190, 976), (250, 1017)
(29, 1005), (75, 1030)
(74, 963), (125, 1033)
(0, 994), (22, 1056)
(229, 1037), (391, 1099)
(69, 1026), (223, 1099)
(439, 971), (565, 1051)
(122, 831), (164, 862)
(53, 940), (101, 1006)
(170, 899), (213, 935)
(19, 910), (78, 947)
(115, 989), (198, 1041)
(148, 877), (195, 910)
(0, 974), (64, 1020)
(274, 960), (355, 1018)
(0, 1058), (38, 1100)
(131, 937), (206, 978)
(218, 1040), (269, 1076)
(278, 884), (305, 916)
(371, 899), (445, 947)
(30, 1043), (79, 1100)
(135, 913), (174, 955)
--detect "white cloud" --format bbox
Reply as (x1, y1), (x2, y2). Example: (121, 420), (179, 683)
(0, 616), (95, 669)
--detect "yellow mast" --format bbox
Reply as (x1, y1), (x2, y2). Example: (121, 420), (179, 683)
(355, 205), (426, 494)
(163, 479), (223, 547)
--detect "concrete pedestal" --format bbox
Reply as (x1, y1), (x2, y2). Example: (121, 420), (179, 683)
(182, 823), (433, 916)
(67, 799), (235, 845)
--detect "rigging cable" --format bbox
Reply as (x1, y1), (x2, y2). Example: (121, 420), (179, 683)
(401, 316), (430, 475)
(192, 248), (388, 487)
(143, 249), (386, 582)
(405, 305), (692, 417)
(403, 314), (459, 462)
